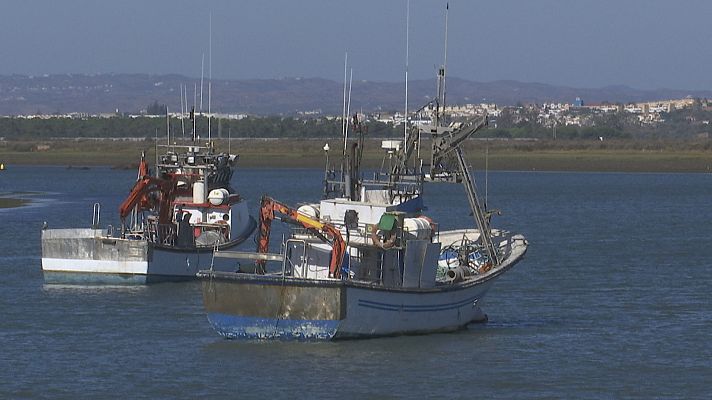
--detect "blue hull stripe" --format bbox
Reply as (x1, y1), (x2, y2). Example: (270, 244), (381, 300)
(207, 313), (339, 341)
(358, 294), (480, 312)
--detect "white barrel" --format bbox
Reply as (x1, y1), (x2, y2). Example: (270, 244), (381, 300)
(297, 204), (320, 219)
(403, 217), (432, 240)
(208, 188), (230, 206)
(193, 181), (206, 204)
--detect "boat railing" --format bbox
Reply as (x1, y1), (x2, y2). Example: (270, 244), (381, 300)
(498, 231), (514, 261)
(299, 220), (373, 248)
(192, 222), (230, 241)
(336, 220), (432, 249)
(282, 238), (308, 277)
(156, 224), (177, 246)
(92, 203), (101, 229)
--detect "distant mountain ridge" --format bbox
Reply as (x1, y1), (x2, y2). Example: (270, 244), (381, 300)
(1, 73), (710, 116)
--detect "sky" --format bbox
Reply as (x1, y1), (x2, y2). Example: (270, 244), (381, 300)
(2, 0), (712, 90)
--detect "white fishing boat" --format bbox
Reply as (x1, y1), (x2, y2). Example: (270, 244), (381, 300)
(41, 144), (257, 283)
(198, 109), (527, 339)
(198, 8), (526, 338)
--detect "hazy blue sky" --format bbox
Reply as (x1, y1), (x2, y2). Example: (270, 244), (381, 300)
(2, 0), (711, 90)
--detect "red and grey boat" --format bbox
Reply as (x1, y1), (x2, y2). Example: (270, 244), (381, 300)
(41, 144), (256, 283)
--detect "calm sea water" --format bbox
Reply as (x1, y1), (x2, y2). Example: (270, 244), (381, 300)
(1, 166), (711, 398)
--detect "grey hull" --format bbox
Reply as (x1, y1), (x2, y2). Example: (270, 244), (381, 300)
(41, 217), (256, 283)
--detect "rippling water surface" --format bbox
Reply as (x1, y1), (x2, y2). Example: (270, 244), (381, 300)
(1, 166), (710, 398)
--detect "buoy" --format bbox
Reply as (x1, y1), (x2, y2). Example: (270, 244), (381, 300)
(207, 188), (230, 206)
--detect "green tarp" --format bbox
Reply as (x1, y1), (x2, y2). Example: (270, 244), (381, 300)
(377, 213), (396, 231)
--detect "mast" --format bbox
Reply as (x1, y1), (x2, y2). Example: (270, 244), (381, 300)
(443, 2), (449, 110)
(154, 128), (159, 177)
(180, 84), (185, 139)
(343, 68), (354, 200)
(341, 52), (348, 155)
(436, 3), (449, 127)
(193, 83), (197, 142)
(200, 53), (205, 113)
(344, 68), (353, 145)
(485, 143), (489, 209)
(208, 12), (212, 142)
(166, 107), (170, 146)
(404, 0), (410, 151)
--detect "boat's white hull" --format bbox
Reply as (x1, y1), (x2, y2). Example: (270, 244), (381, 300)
(42, 257), (147, 275)
(41, 202), (256, 283)
(338, 283), (491, 337)
(199, 234), (526, 340)
(201, 274), (492, 340)
(42, 245), (235, 283)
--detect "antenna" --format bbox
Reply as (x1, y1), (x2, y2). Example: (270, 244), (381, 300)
(180, 84), (185, 139)
(208, 12), (212, 142)
(436, 3), (449, 126)
(193, 83), (197, 142)
(341, 52), (348, 155)
(404, 0), (410, 150)
(344, 68), (353, 146)
(154, 128), (159, 176)
(166, 107), (170, 146)
(443, 2), (449, 110)
(485, 142), (489, 209)
(200, 53), (205, 113)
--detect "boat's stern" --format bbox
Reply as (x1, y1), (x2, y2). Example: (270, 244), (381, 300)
(41, 228), (149, 279)
(198, 271), (346, 340)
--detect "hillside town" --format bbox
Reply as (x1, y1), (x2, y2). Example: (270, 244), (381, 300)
(3, 93), (712, 143)
(365, 97), (700, 128)
(7, 96), (703, 126)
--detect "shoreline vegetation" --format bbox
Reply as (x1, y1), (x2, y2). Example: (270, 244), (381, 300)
(0, 138), (711, 173)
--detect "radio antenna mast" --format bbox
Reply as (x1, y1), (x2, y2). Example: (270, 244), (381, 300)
(404, 0), (410, 151)
(341, 52), (348, 155)
(208, 12), (212, 142)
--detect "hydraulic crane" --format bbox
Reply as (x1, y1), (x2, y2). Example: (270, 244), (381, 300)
(118, 156), (178, 229)
(256, 196), (346, 278)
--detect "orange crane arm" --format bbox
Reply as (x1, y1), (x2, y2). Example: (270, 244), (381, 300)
(256, 195), (346, 278)
(118, 174), (177, 225)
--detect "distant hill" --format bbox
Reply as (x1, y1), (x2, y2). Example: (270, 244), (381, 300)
(1, 73), (711, 116)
